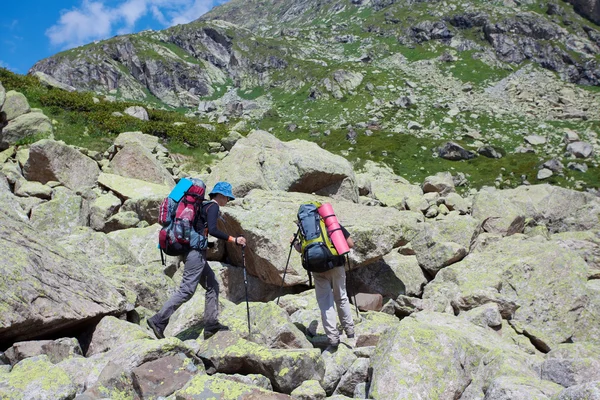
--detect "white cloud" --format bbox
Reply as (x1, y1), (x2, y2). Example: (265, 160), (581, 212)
(46, 0), (225, 49)
(0, 60), (18, 72)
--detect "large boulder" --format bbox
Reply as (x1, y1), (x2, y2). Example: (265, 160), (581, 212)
(0, 208), (127, 346)
(0, 82), (5, 110)
(23, 140), (99, 191)
(1, 91), (30, 121)
(113, 131), (160, 152)
(86, 316), (152, 356)
(109, 142), (175, 187)
(220, 190), (423, 286)
(31, 71), (76, 92)
(174, 374), (291, 399)
(565, 0), (600, 25)
(97, 173), (170, 200)
(423, 235), (600, 350)
(207, 130), (359, 202)
(123, 106), (149, 121)
(0, 112), (53, 150)
(29, 187), (87, 238)
(472, 184), (600, 234)
(197, 331), (324, 394)
(369, 312), (562, 399)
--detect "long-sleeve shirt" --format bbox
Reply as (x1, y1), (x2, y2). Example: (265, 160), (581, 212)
(197, 200), (230, 241)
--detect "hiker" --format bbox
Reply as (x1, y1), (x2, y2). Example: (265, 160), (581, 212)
(148, 181), (246, 340)
(292, 219), (355, 349)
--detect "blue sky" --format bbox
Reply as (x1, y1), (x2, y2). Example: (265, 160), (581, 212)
(1, 0), (228, 74)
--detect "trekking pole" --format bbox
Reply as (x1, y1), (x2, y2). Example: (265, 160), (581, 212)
(241, 243), (251, 335)
(346, 254), (360, 319)
(277, 228), (300, 305)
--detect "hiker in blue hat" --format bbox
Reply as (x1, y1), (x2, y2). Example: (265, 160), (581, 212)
(148, 181), (246, 340)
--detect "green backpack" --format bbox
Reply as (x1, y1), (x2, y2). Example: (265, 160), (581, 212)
(297, 201), (343, 273)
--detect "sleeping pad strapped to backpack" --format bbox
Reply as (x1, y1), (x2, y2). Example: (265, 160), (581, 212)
(297, 202), (343, 273)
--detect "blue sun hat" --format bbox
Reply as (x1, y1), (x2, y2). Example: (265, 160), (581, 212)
(210, 182), (235, 201)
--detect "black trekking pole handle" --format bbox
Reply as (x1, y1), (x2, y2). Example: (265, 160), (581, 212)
(241, 242), (251, 335)
(346, 254), (360, 319)
(277, 227), (300, 305)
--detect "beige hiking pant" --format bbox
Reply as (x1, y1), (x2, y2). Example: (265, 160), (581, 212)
(313, 266), (355, 345)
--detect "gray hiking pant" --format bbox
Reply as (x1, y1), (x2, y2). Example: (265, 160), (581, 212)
(150, 250), (219, 332)
(313, 266), (355, 345)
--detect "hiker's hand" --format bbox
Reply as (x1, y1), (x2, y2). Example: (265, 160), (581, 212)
(235, 236), (247, 247)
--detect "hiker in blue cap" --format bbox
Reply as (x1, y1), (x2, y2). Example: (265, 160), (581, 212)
(148, 181), (246, 340)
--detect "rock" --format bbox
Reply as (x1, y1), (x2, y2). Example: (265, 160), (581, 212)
(29, 187), (87, 238)
(0, 82), (5, 110)
(31, 71), (76, 92)
(4, 338), (83, 366)
(563, 128), (580, 143)
(109, 142), (175, 187)
(211, 373), (273, 391)
(132, 354), (198, 399)
(472, 184), (600, 234)
(97, 173), (170, 200)
(411, 212), (479, 276)
(423, 236), (600, 350)
(86, 316), (152, 356)
(538, 168), (554, 180)
(460, 303), (503, 329)
(553, 381), (600, 399)
(543, 159), (565, 173)
(524, 135), (547, 145)
(478, 145), (503, 158)
(174, 374), (290, 399)
(113, 131), (159, 152)
(197, 331), (324, 394)
(89, 192), (122, 231)
(483, 375), (563, 399)
(2, 91), (30, 122)
(0, 356), (78, 399)
(541, 343), (600, 387)
(221, 130), (244, 151)
(0, 111), (53, 150)
(438, 141), (476, 161)
(568, 162), (589, 172)
(207, 130), (359, 202)
(369, 311), (557, 399)
(291, 380), (327, 399)
(422, 172), (455, 195)
(443, 192), (470, 214)
(321, 344), (357, 395)
(220, 190), (423, 286)
(120, 195), (165, 225)
(352, 251), (427, 298)
(357, 161), (421, 210)
(567, 141), (594, 158)
(23, 139), (99, 191)
(0, 206), (126, 345)
(13, 179), (53, 199)
(334, 358), (370, 397)
(123, 106), (149, 121)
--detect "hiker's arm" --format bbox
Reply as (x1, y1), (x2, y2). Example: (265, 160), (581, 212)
(341, 225), (354, 249)
(205, 204), (232, 241)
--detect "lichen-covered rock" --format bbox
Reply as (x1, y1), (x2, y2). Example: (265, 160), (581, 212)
(411, 212), (479, 275)
(1, 112), (53, 150)
(120, 194), (164, 225)
(89, 192), (121, 231)
(291, 379), (326, 399)
(472, 184), (600, 234)
(334, 357), (370, 397)
(422, 172), (456, 195)
(174, 374), (292, 399)
(551, 230), (600, 278)
(29, 187), (86, 238)
(212, 372), (273, 391)
(0, 355), (77, 400)
(1, 91), (30, 122)
(109, 141), (175, 187)
(460, 303), (503, 329)
(553, 381), (600, 400)
(197, 331), (324, 394)
(123, 106), (149, 121)
(351, 251), (427, 298)
(23, 139), (99, 191)
(4, 338), (82, 366)
(542, 343), (600, 387)
(423, 236), (600, 350)
(221, 189), (423, 287)
(131, 353), (198, 399)
(207, 130), (359, 202)
(102, 210), (140, 233)
(357, 161), (421, 210)
(321, 344), (357, 395)
(484, 376), (563, 400)
(13, 179), (52, 199)
(0, 207), (127, 345)
(86, 316), (152, 357)
(369, 312), (550, 400)
(113, 131), (159, 152)
(98, 172), (170, 200)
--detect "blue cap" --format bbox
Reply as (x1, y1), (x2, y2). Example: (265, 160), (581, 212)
(210, 181), (235, 200)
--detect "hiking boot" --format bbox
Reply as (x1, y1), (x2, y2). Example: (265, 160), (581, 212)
(147, 318), (165, 339)
(204, 322), (230, 340)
